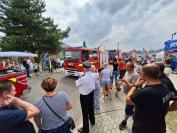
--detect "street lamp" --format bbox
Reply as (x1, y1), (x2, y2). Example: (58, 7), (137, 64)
(171, 32), (177, 40)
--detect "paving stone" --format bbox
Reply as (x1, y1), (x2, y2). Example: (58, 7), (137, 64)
(75, 85), (175, 133)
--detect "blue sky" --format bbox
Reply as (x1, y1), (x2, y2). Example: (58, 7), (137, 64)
(41, 0), (177, 51)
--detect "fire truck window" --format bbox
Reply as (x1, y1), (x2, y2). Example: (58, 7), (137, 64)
(89, 51), (97, 60)
(64, 51), (81, 62)
(65, 51), (81, 59)
(82, 51), (89, 61)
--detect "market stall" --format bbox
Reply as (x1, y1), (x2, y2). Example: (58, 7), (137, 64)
(164, 40), (177, 71)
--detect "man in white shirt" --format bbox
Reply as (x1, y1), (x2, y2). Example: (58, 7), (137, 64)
(76, 61), (96, 133)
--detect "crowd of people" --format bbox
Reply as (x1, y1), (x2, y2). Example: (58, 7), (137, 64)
(0, 56), (62, 79)
(0, 59), (21, 69)
(75, 57), (177, 133)
(0, 57), (177, 133)
(0, 57), (38, 78)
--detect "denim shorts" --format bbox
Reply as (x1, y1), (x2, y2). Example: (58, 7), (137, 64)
(125, 104), (134, 116)
(101, 80), (110, 86)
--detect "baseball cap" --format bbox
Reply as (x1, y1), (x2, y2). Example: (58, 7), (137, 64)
(83, 61), (91, 68)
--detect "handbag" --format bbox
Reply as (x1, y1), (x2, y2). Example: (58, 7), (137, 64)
(42, 96), (75, 130)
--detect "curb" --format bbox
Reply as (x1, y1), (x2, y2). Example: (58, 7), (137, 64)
(28, 69), (64, 80)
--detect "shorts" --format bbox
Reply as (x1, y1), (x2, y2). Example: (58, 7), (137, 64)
(125, 104), (134, 116)
(102, 80), (110, 86)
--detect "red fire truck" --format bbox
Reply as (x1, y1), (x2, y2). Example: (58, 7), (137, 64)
(63, 47), (108, 77)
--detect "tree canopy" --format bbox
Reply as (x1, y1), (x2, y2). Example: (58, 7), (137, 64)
(0, 0), (70, 63)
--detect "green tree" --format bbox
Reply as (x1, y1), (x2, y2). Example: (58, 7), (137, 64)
(0, 0), (70, 63)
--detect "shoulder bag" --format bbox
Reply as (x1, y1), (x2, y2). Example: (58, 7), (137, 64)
(42, 96), (75, 130)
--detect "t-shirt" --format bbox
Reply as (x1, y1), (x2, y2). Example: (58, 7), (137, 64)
(34, 91), (70, 130)
(102, 67), (111, 81)
(119, 60), (125, 70)
(160, 75), (177, 100)
(123, 71), (139, 94)
(0, 107), (35, 133)
(130, 84), (171, 133)
(113, 63), (119, 72)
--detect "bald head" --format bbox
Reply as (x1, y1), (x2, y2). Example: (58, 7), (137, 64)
(142, 64), (160, 80)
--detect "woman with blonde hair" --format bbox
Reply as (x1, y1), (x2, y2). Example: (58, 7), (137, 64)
(34, 77), (73, 133)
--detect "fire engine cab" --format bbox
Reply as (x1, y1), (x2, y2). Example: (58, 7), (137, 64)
(63, 47), (108, 77)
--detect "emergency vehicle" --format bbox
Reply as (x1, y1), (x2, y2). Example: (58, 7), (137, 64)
(0, 68), (31, 97)
(63, 47), (108, 77)
(0, 51), (37, 97)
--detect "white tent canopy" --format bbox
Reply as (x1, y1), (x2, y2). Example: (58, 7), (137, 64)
(0, 51), (37, 57)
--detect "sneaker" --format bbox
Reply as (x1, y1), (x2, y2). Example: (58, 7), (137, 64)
(119, 120), (127, 130)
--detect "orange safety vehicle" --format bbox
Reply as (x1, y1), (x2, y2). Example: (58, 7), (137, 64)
(63, 47), (108, 77)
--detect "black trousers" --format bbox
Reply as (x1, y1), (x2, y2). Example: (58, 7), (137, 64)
(120, 70), (126, 79)
(25, 67), (30, 78)
(80, 91), (95, 133)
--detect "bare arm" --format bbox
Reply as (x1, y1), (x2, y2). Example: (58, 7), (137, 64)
(126, 78), (144, 105)
(123, 75), (139, 87)
(34, 115), (42, 129)
(126, 86), (137, 105)
(100, 71), (103, 80)
(65, 101), (73, 111)
(15, 98), (40, 120)
(169, 100), (177, 111)
(5, 95), (40, 120)
(123, 79), (134, 87)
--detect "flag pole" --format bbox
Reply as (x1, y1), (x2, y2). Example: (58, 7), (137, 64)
(117, 42), (119, 58)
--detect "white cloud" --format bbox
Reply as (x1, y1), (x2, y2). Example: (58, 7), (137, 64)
(45, 0), (177, 51)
